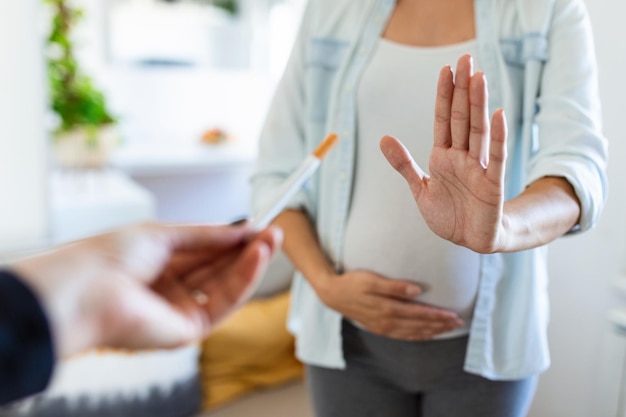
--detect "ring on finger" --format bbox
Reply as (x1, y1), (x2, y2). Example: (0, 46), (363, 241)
(191, 289), (210, 306)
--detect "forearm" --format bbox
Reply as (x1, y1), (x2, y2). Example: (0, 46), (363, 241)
(499, 176), (581, 252)
(272, 209), (335, 294)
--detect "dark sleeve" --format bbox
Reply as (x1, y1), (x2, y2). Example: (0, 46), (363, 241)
(0, 270), (54, 406)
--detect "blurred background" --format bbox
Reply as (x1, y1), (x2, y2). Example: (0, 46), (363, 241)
(0, 1), (625, 416)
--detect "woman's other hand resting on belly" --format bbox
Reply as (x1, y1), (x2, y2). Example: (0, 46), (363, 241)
(274, 210), (463, 341)
(317, 269), (463, 341)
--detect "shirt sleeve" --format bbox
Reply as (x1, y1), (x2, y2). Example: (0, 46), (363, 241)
(250, 1), (314, 217)
(528, 0), (608, 232)
(0, 269), (55, 406)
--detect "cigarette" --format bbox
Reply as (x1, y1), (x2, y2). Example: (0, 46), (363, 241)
(250, 133), (339, 232)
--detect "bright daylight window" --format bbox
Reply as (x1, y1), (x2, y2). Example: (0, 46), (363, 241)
(73, 0), (306, 152)
(104, 0), (306, 75)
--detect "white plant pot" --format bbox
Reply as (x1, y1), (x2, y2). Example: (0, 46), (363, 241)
(52, 125), (119, 169)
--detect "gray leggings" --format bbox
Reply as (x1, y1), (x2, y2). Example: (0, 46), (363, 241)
(306, 320), (537, 417)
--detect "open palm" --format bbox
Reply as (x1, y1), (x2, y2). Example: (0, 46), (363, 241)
(380, 55), (508, 254)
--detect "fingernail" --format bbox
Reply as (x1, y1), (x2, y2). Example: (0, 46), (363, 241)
(406, 285), (421, 297)
(447, 65), (454, 81)
(480, 153), (489, 170)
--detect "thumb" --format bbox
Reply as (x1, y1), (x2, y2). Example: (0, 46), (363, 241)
(200, 239), (273, 331)
(380, 135), (429, 193)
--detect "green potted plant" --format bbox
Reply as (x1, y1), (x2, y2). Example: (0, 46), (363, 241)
(208, 0), (238, 14)
(46, 0), (119, 169)
(162, 0), (238, 14)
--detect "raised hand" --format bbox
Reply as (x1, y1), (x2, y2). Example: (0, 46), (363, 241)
(380, 54), (508, 254)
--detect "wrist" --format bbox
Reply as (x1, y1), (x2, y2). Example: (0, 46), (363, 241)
(13, 248), (105, 357)
(493, 212), (512, 253)
(308, 267), (337, 303)
(495, 203), (534, 253)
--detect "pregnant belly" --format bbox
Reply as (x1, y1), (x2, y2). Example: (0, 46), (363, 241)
(342, 219), (481, 321)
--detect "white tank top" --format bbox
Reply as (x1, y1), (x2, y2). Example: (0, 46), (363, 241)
(343, 38), (481, 337)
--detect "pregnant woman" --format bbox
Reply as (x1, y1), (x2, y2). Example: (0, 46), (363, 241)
(251, 0), (608, 415)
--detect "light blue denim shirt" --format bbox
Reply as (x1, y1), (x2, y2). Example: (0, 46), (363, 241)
(252, 0), (608, 380)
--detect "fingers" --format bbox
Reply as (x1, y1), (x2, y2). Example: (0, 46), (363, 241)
(380, 135), (429, 196)
(469, 72), (490, 169)
(155, 225), (282, 340)
(183, 227), (282, 331)
(168, 226), (283, 284)
(164, 241), (271, 340)
(365, 281), (461, 323)
(487, 108), (508, 184)
(105, 237), (275, 351)
(162, 223), (250, 251)
(380, 298), (462, 322)
(434, 55), (506, 174)
(250, 226), (284, 255)
(324, 270), (464, 343)
(199, 238), (273, 330)
(371, 316), (462, 341)
(369, 278), (422, 299)
(181, 226), (282, 287)
(450, 54), (473, 150)
(434, 65), (454, 148)
(360, 296), (463, 341)
(383, 56), (502, 182)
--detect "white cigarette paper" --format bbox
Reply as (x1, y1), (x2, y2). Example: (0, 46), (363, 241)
(250, 133), (339, 232)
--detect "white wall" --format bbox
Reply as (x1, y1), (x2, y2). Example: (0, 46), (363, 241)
(0, 0), (49, 253)
(529, 1), (626, 416)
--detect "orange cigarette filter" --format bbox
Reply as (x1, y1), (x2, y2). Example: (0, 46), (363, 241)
(313, 133), (339, 159)
(250, 132), (340, 231)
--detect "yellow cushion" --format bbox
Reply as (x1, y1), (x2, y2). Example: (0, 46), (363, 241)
(199, 291), (304, 410)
